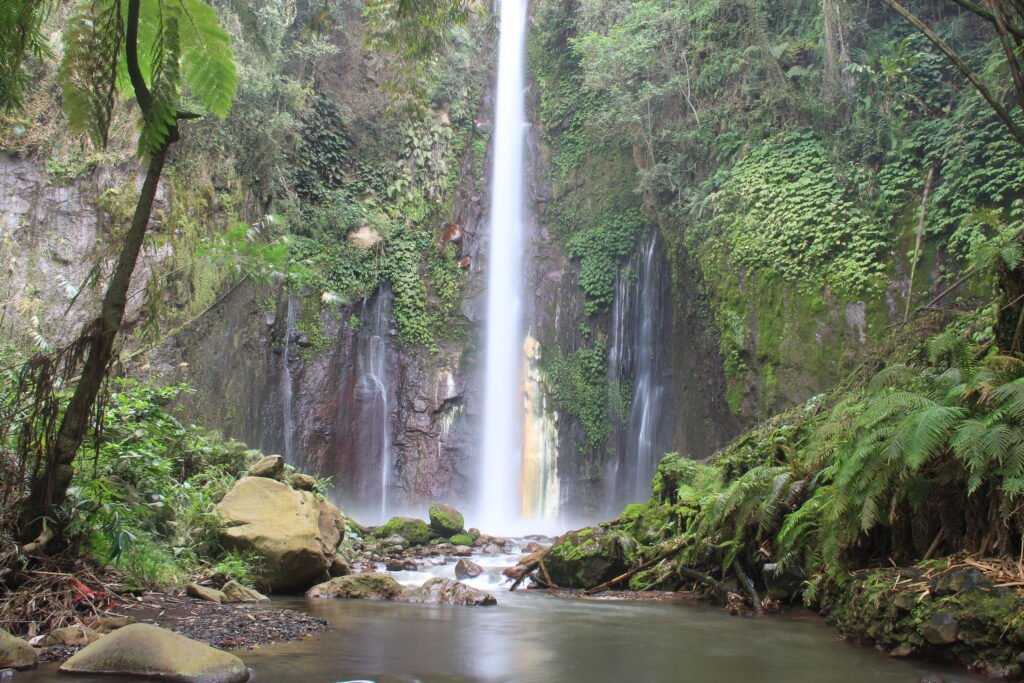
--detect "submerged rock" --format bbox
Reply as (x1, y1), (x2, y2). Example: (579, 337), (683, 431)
(543, 527), (637, 589)
(400, 578), (497, 606)
(221, 580), (268, 603)
(0, 628), (37, 670)
(215, 476), (344, 591)
(306, 572), (404, 600)
(454, 558), (483, 580)
(378, 517), (430, 546)
(247, 454), (284, 479)
(59, 623), (248, 683)
(428, 503), (465, 537)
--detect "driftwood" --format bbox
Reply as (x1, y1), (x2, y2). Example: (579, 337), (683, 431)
(733, 559), (763, 612)
(508, 559), (540, 592)
(677, 567), (731, 599)
(584, 540), (689, 596)
(537, 557), (556, 588)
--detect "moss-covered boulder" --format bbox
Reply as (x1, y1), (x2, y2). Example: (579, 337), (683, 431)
(59, 623), (247, 683)
(543, 526), (637, 589)
(449, 533), (474, 546)
(618, 501), (673, 545)
(306, 572), (403, 600)
(0, 627), (38, 670)
(428, 504), (465, 537)
(378, 516), (430, 545)
(215, 476), (344, 591)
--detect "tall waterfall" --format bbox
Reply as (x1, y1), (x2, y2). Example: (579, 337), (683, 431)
(479, 0), (528, 532)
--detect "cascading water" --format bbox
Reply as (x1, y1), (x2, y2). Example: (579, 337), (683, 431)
(479, 0), (528, 532)
(354, 285), (393, 520)
(280, 294), (297, 462)
(606, 231), (674, 511)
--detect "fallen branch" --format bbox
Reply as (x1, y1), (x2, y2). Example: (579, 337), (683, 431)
(538, 557), (556, 589)
(585, 540), (688, 596)
(733, 559), (763, 613)
(508, 560), (539, 592)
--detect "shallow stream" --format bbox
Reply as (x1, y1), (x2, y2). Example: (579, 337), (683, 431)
(21, 548), (989, 683)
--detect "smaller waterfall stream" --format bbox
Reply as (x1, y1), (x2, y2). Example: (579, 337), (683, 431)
(280, 294), (297, 462)
(607, 231), (674, 511)
(354, 285), (393, 519)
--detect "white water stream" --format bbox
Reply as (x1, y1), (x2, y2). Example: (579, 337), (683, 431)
(355, 285), (393, 520)
(478, 0), (528, 533)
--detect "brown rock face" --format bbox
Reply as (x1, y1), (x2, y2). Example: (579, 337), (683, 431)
(216, 476), (344, 591)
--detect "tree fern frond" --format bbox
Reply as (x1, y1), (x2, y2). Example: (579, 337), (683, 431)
(176, 0), (236, 118)
(888, 405), (963, 470)
(867, 364), (920, 392)
(60, 0), (123, 149)
(991, 377), (1024, 421)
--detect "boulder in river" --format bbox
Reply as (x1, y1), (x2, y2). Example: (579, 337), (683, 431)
(0, 628), (37, 670)
(221, 580), (269, 603)
(247, 454), (284, 479)
(306, 572), (404, 600)
(59, 623), (248, 683)
(400, 578), (497, 606)
(378, 517), (430, 546)
(215, 476), (344, 591)
(187, 583), (226, 604)
(454, 558), (483, 580)
(428, 504), (465, 537)
(448, 533), (474, 546)
(543, 526), (637, 589)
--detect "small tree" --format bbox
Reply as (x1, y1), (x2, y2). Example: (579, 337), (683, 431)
(1, 0), (236, 543)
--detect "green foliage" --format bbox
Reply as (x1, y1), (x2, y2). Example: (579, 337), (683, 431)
(548, 339), (610, 453)
(0, 0), (51, 112)
(566, 210), (646, 315)
(695, 133), (888, 298)
(63, 379), (253, 586)
(295, 96), (350, 203)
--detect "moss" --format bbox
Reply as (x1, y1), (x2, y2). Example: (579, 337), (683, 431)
(543, 526), (637, 589)
(377, 517), (430, 546)
(428, 503), (465, 537)
(448, 533), (473, 546)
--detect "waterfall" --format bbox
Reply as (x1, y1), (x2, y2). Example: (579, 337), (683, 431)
(354, 285), (393, 520)
(280, 294), (297, 462)
(479, 0), (528, 532)
(606, 231), (674, 511)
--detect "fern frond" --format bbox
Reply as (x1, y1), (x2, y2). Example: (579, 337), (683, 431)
(887, 405), (963, 470)
(60, 0), (123, 149)
(176, 0), (236, 118)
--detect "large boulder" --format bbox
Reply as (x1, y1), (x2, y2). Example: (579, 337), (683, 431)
(306, 572), (403, 600)
(0, 628), (37, 670)
(543, 526), (637, 589)
(215, 476), (344, 591)
(400, 578), (496, 606)
(377, 516), (430, 546)
(59, 623), (248, 683)
(428, 504), (465, 537)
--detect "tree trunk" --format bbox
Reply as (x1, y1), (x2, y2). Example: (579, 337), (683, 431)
(20, 146), (168, 540)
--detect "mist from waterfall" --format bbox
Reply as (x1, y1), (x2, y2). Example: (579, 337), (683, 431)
(479, 0), (528, 533)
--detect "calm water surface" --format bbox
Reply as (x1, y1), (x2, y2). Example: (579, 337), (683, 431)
(20, 549), (989, 683)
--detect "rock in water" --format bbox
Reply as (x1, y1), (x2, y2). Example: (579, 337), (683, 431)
(306, 573), (404, 600)
(543, 527), (637, 589)
(377, 517), (430, 546)
(454, 558), (483, 580)
(428, 504), (465, 537)
(247, 454), (284, 479)
(221, 580), (268, 603)
(216, 476), (344, 591)
(59, 623), (248, 683)
(329, 557), (351, 577)
(401, 578), (497, 606)
(0, 628), (37, 670)
(187, 583), (226, 604)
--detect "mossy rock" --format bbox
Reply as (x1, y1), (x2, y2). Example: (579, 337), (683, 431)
(617, 501), (673, 544)
(543, 526), (637, 589)
(306, 572), (403, 600)
(0, 628), (38, 670)
(650, 453), (702, 504)
(449, 533), (474, 546)
(429, 504), (465, 537)
(378, 517), (430, 545)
